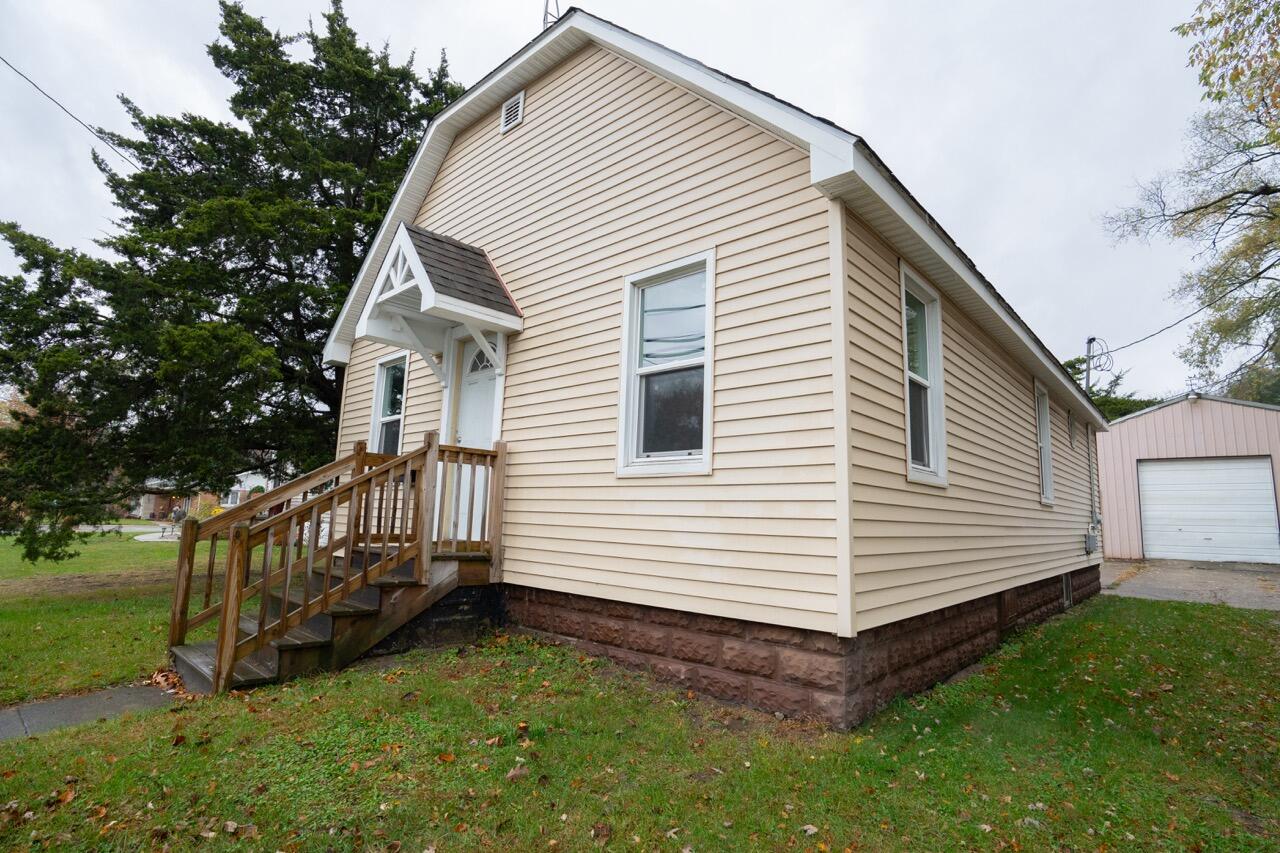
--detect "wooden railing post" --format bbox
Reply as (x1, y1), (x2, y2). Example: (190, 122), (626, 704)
(487, 441), (508, 577)
(351, 440), (367, 542)
(211, 522), (250, 693)
(168, 517), (201, 647)
(352, 440), (368, 477)
(416, 431), (440, 582)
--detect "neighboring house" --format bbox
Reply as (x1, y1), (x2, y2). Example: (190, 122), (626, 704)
(130, 480), (189, 521)
(178, 10), (1106, 725)
(1097, 393), (1280, 564)
(131, 471), (275, 520)
(219, 471), (275, 509)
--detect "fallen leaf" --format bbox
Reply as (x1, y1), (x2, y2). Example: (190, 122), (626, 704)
(591, 822), (612, 842)
(171, 734), (186, 747)
(437, 753), (456, 764)
(506, 765), (530, 782)
(802, 824), (818, 836)
(223, 821), (239, 834)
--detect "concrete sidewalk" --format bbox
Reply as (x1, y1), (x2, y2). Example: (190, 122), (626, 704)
(1102, 559), (1280, 610)
(0, 685), (173, 741)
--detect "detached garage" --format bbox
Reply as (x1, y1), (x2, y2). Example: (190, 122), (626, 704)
(1098, 394), (1280, 563)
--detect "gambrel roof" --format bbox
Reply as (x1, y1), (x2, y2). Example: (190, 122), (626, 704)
(324, 7), (1106, 428)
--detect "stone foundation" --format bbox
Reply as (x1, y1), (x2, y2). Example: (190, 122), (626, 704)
(372, 584), (503, 655)
(504, 564), (1101, 729)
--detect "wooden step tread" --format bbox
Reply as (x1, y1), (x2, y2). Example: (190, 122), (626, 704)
(171, 642), (278, 689)
(275, 587), (380, 617)
(238, 614), (331, 650)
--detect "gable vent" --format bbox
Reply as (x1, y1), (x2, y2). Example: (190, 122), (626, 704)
(499, 91), (525, 133)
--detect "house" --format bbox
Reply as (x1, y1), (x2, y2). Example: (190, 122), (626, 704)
(218, 471), (275, 510)
(169, 9), (1105, 727)
(1097, 393), (1280, 564)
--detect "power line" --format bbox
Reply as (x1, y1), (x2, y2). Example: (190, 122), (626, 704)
(1093, 277), (1257, 358)
(0, 51), (139, 170)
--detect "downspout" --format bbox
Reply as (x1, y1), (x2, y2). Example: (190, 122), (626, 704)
(1086, 422), (1100, 555)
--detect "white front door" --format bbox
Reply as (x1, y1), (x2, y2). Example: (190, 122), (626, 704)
(455, 340), (497, 449)
(446, 339), (497, 544)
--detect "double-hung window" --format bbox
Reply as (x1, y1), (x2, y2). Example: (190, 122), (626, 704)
(617, 251), (714, 476)
(900, 265), (947, 485)
(1035, 381), (1054, 503)
(371, 353), (408, 455)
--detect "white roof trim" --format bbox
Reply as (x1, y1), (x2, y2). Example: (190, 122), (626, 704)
(1107, 392), (1280, 427)
(354, 223), (522, 360)
(323, 7), (1103, 428)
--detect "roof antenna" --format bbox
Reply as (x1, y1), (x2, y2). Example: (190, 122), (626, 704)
(543, 0), (560, 30)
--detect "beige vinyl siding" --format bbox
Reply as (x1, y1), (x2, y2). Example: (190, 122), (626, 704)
(408, 44), (839, 631)
(335, 340), (443, 459)
(845, 211), (1098, 631)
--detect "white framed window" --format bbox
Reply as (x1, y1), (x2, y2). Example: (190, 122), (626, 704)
(616, 250), (715, 477)
(1035, 380), (1054, 504)
(900, 264), (947, 486)
(370, 351), (408, 455)
(220, 490), (240, 507)
(500, 90), (525, 133)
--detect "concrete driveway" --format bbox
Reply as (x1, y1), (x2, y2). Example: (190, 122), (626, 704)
(1102, 559), (1280, 610)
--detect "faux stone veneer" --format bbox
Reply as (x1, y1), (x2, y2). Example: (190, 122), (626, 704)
(504, 565), (1101, 729)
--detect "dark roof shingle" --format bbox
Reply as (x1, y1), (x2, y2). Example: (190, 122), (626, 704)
(403, 224), (520, 317)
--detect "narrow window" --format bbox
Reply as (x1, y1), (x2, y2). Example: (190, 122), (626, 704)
(1068, 410), (1077, 448)
(1035, 382), (1054, 503)
(372, 354), (408, 455)
(618, 252), (714, 476)
(901, 266), (947, 484)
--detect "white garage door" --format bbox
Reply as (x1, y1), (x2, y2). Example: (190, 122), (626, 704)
(1138, 457), (1280, 563)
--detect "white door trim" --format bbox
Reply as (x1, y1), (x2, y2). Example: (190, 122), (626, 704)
(441, 329), (506, 447)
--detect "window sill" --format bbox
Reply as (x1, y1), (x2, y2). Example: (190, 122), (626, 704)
(617, 457), (711, 478)
(1040, 496), (1055, 507)
(906, 467), (948, 488)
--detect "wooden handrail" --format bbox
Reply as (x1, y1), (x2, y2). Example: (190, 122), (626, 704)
(247, 444), (430, 538)
(197, 451), (360, 539)
(439, 443), (499, 458)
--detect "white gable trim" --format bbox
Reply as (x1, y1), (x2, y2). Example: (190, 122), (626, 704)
(353, 222), (521, 373)
(323, 8), (1103, 428)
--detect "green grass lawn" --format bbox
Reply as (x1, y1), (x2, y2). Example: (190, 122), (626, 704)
(0, 533), (189, 583)
(0, 595), (1276, 849)
(0, 534), (198, 705)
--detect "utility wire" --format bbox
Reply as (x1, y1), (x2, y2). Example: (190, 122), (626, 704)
(1093, 277), (1257, 357)
(0, 51), (139, 170)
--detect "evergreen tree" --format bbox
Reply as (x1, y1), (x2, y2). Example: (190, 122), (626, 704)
(0, 1), (463, 560)
(1062, 358), (1162, 422)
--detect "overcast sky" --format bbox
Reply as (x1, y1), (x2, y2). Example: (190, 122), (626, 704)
(0, 0), (1205, 396)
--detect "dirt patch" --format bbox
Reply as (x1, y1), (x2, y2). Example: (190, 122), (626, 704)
(0, 568), (176, 600)
(1104, 560), (1152, 588)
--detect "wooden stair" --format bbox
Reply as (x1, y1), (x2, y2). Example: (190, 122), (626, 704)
(167, 432), (508, 694)
(171, 551), (490, 692)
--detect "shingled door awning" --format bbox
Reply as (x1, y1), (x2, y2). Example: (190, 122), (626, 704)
(355, 222), (522, 381)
